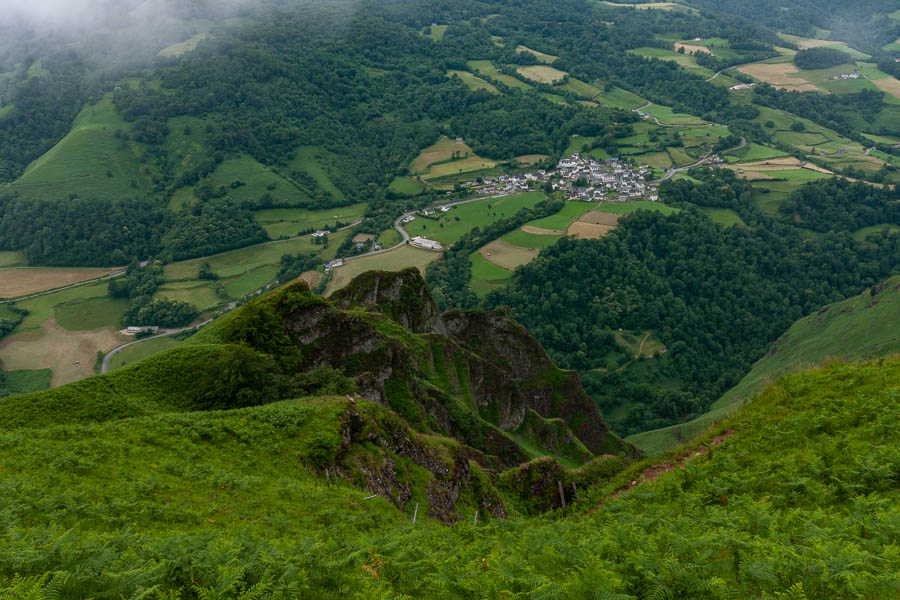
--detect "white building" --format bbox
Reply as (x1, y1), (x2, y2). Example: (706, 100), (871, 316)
(312, 229), (330, 238)
(410, 236), (443, 251)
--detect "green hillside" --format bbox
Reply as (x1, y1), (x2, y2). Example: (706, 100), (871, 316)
(1, 332), (897, 596)
(628, 275), (900, 455)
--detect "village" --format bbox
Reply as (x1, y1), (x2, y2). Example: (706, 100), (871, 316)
(479, 153), (658, 202)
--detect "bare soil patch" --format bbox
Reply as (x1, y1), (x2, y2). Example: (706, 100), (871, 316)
(0, 319), (125, 387)
(737, 62), (819, 91)
(300, 270), (322, 288)
(567, 222), (616, 239)
(478, 239), (540, 271)
(352, 233), (376, 243)
(577, 211), (621, 226)
(0, 268), (116, 298)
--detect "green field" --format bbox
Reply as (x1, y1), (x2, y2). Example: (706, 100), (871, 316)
(467, 60), (532, 89)
(557, 78), (602, 99)
(501, 229), (563, 249)
(421, 24), (448, 41)
(447, 70), (499, 93)
(729, 143), (789, 162)
(287, 146), (349, 204)
(9, 281), (112, 334)
(525, 201), (597, 230)
(853, 223), (900, 241)
(325, 245), (441, 295)
(628, 276), (900, 455)
(643, 104), (709, 126)
(403, 192), (546, 246)
(54, 296), (128, 331)
(153, 283), (223, 311)
(700, 207), (745, 227)
(9, 94), (154, 202)
(629, 47), (715, 78)
(469, 251), (514, 297)
(592, 86), (648, 110)
(388, 176), (426, 196)
(0, 251), (25, 268)
(595, 201), (679, 215)
(515, 44), (558, 63)
(108, 336), (182, 371)
(254, 203), (367, 239)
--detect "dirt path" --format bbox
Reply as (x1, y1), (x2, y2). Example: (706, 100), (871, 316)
(596, 430), (736, 509)
(636, 332), (649, 358)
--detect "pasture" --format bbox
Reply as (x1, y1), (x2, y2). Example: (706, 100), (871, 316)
(595, 201), (679, 215)
(728, 143), (789, 162)
(54, 296), (128, 331)
(421, 25), (448, 41)
(737, 61), (818, 92)
(0, 251), (25, 268)
(557, 78), (602, 99)
(325, 246), (441, 295)
(0, 317), (125, 387)
(501, 229), (563, 249)
(466, 60), (532, 89)
(107, 336), (181, 371)
(447, 70), (498, 93)
(539, 92), (569, 105)
(567, 222), (615, 239)
(403, 192), (546, 246)
(700, 208), (745, 227)
(517, 66), (567, 84)
(389, 176), (426, 196)
(9, 94), (155, 202)
(853, 224), (900, 241)
(0, 267), (115, 298)
(287, 146), (349, 204)
(469, 252), (513, 297)
(601, 1), (697, 12)
(592, 86), (647, 110)
(525, 201), (597, 230)
(411, 136), (477, 174)
(776, 33), (871, 59)
(629, 47), (714, 77)
(516, 154), (550, 165)
(643, 104), (709, 126)
(515, 45), (558, 63)
(2, 369), (52, 395)
(420, 156), (498, 181)
(157, 33), (211, 57)
(254, 203), (367, 239)
(478, 239), (539, 271)
(153, 283), (222, 312)
(577, 211), (621, 226)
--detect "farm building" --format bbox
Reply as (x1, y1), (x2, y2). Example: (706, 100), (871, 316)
(410, 236), (443, 251)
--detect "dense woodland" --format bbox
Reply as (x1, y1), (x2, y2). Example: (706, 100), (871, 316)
(469, 171), (900, 433)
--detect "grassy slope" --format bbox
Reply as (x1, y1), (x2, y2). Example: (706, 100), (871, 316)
(0, 354), (896, 596)
(628, 276), (900, 456)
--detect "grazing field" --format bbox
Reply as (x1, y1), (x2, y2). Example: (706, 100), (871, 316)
(515, 45), (558, 63)
(578, 211), (622, 226)
(467, 60), (532, 89)
(388, 176), (426, 196)
(468, 252), (513, 297)
(595, 201), (679, 215)
(254, 203), (367, 239)
(421, 25), (447, 41)
(557, 78), (602, 99)
(157, 33), (211, 57)
(404, 192), (546, 246)
(539, 92), (569, 105)
(447, 70), (498, 93)
(287, 146), (349, 204)
(154, 283), (222, 312)
(107, 336), (181, 371)
(411, 136), (478, 174)
(700, 208), (745, 227)
(517, 65), (567, 84)
(872, 76), (900, 103)
(673, 42), (713, 55)
(853, 224), (900, 241)
(525, 201), (597, 230)
(54, 296), (128, 331)
(477, 239), (539, 270)
(515, 154), (549, 165)
(520, 225), (562, 235)
(0, 318), (124, 387)
(0, 251), (26, 268)
(501, 228), (563, 249)
(643, 104), (709, 126)
(776, 33), (871, 59)
(729, 143), (789, 162)
(0, 267), (116, 298)
(325, 246), (440, 295)
(420, 156), (497, 181)
(9, 94), (155, 202)
(567, 222), (616, 239)
(7, 281), (112, 334)
(629, 47), (714, 77)
(592, 86), (648, 110)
